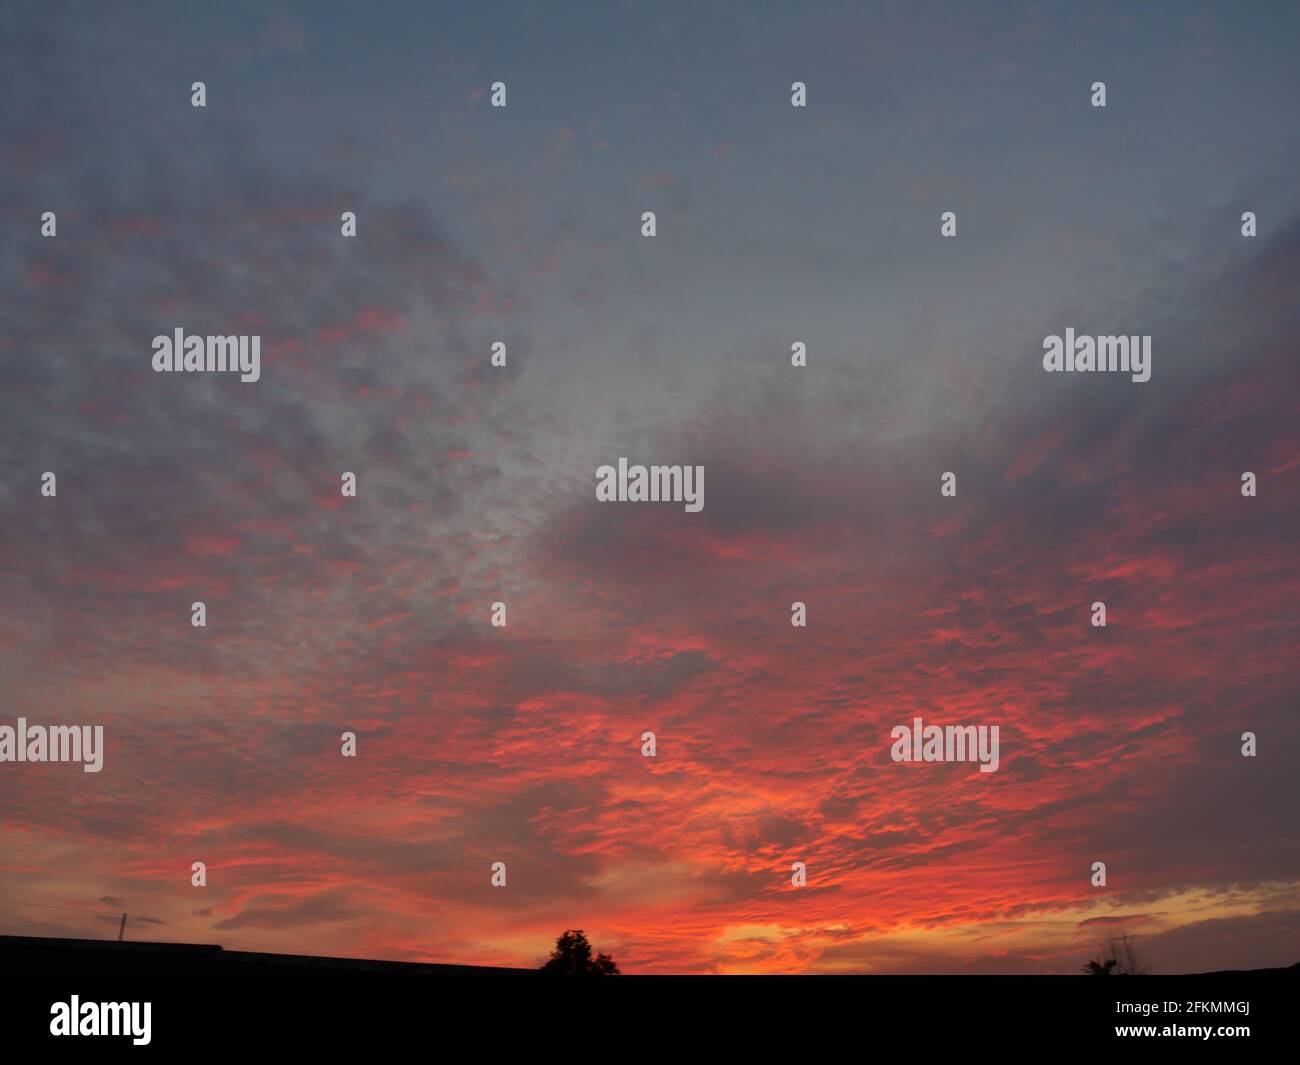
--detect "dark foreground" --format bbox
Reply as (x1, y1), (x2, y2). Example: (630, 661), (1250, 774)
(1, 934), (1292, 1053)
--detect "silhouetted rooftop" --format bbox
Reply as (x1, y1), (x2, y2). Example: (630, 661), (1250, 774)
(0, 934), (537, 975)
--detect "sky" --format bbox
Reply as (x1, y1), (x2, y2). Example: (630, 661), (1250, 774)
(0, 0), (1297, 974)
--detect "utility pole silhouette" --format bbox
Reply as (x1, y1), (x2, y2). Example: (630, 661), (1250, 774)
(117, 913), (126, 942)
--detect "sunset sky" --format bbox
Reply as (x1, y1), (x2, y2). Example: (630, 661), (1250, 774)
(1, 0), (1297, 974)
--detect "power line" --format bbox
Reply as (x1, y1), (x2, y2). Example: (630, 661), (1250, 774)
(0, 897), (267, 951)
(0, 896), (113, 917)
(147, 916), (266, 951)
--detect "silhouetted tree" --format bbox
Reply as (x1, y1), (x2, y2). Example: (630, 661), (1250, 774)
(1082, 933), (1150, 976)
(541, 929), (620, 975)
